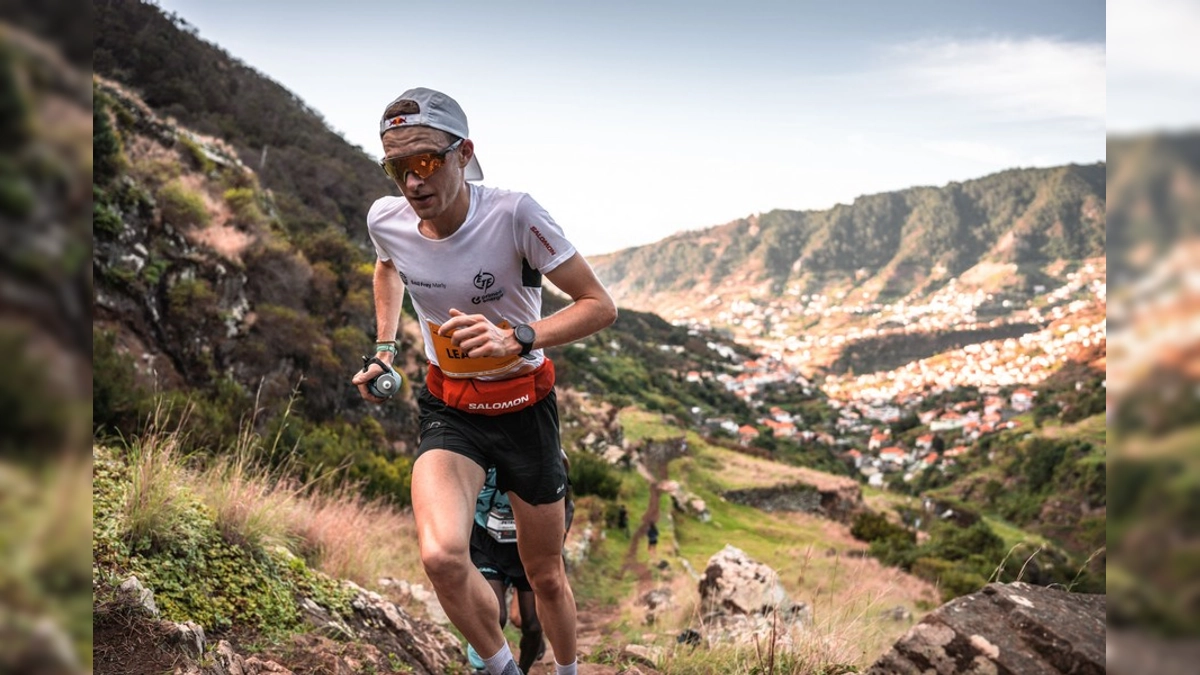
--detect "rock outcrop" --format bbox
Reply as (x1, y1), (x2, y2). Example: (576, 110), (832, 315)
(699, 544), (796, 616)
(867, 582), (1104, 675)
(692, 545), (810, 650)
(97, 577), (462, 675)
(660, 479), (710, 522)
(722, 476), (863, 524)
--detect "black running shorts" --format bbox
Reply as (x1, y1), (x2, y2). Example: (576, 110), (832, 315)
(469, 523), (532, 591)
(416, 387), (567, 506)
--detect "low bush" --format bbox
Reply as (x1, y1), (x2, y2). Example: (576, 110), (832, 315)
(851, 510), (914, 545)
(157, 180), (210, 228)
(568, 449), (622, 500)
(223, 186), (266, 226)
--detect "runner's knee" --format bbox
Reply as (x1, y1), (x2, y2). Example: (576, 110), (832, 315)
(419, 541), (471, 583)
(525, 564), (568, 599)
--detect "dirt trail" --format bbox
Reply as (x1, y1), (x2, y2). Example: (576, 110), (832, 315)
(623, 457), (666, 581)
(525, 457), (671, 674)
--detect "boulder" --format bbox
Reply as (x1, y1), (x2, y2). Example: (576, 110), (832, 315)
(698, 544), (803, 618)
(868, 582), (1104, 675)
(662, 480), (711, 522)
(168, 621), (206, 659)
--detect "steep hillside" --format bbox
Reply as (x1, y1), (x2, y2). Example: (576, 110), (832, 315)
(590, 164), (1105, 385)
(593, 163), (1104, 303)
(93, 0), (394, 241)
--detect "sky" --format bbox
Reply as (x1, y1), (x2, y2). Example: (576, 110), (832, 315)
(151, 0), (1111, 256)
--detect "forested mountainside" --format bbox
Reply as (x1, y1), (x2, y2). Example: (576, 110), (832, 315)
(592, 162), (1104, 303)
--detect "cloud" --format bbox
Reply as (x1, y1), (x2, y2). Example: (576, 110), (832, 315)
(925, 140), (1030, 167)
(885, 36), (1105, 125)
(1109, 0), (1200, 80)
(1107, 0), (1200, 132)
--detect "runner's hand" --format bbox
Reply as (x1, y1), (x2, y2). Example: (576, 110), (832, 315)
(440, 308), (517, 358)
(352, 354), (393, 403)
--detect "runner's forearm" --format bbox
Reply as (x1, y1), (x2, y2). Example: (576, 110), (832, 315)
(373, 259), (406, 352)
(525, 295), (617, 351)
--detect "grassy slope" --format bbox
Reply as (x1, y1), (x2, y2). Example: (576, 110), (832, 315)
(588, 409), (943, 669)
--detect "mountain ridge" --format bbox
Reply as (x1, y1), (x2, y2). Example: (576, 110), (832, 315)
(591, 162), (1104, 303)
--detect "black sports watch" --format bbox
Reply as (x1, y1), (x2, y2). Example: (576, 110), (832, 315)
(513, 323), (536, 356)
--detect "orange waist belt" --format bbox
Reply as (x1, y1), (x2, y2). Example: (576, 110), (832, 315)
(425, 359), (555, 416)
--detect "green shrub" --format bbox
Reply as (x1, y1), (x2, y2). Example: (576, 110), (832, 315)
(300, 228), (366, 278)
(157, 181), (210, 228)
(568, 450), (622, 500)
(141, 258), (169, 286)
(0, 328), (74, 458)
(850, 510), (914, 544)
(94, 196), (124, 239)
(93, 87), (125, 184)
(166, 277), (221, 333)
(912, 556), (989, 600)
(0, 172), (34, 218)
(178, 134), (215, 173)
(95, 433), (356, 637)
(926, 521), (1006, 563)
(223, 186), (266, 226)
(0, 44), (33, 150)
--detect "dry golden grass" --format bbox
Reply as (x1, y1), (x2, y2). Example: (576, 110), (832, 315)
(121, 407), (191, 550)
(122, 391), (426, 593)
(192, 448), (301, 551)
(283, 482), (422, 587)
(187, 447), (423, 589)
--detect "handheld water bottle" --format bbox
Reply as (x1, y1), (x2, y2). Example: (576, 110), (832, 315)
(361, 355), (402, 399)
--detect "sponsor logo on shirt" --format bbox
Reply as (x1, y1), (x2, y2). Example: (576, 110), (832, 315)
(467, 394), (531, 411)
(472, 288), (505, 305)
(474, 270), (495, 290)
(398, 271), (446, 289)
(471, 270), (504, 304)
(530, 226), (556, 255)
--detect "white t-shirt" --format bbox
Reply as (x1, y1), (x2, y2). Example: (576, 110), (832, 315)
(366, 183), (576, 380)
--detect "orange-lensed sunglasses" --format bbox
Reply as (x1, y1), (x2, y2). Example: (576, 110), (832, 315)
(379, 139), (463, 181)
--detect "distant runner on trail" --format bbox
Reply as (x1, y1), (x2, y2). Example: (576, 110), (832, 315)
(353, 87), (616, 675)
(647, 521), (659, 556)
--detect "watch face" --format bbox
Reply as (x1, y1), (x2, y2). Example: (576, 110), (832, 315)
(516, 324), (536, 345)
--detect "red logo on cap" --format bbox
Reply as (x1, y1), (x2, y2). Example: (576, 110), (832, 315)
(387, 116), (406, 127)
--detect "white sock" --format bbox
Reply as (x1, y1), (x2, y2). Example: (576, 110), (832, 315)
(484, 643), (518, 675)
(555, 659), (578, 675)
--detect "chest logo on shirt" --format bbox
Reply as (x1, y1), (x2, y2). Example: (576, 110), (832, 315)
(472, 269), (505, 305)
(398, 270), (446, 290)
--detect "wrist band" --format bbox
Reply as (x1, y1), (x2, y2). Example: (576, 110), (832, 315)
(375, 342), (398, 355)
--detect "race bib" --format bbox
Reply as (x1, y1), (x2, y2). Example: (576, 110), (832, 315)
(426, 320), (522, 379)
(485, 508), (517, 543)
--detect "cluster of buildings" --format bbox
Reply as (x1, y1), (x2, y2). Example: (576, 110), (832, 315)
(840, 391), (1033, 486)
(673, 264), (1105, 485)
(820, 314), (1104, 403)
